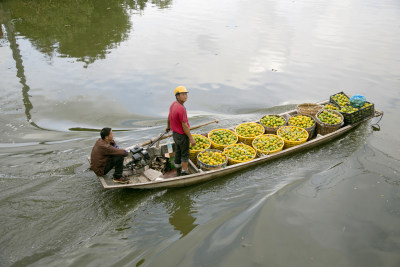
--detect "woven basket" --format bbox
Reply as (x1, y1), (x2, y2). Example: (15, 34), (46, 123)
(259, 114), (288, 134)
(315, 110), (344, 135)
(224, 143), (256, 165)
(197, 149), (228, 171)
(208, 129), (238, 150)
(288, 114), (316, 140)
(297, 103), (323, 118)
(252, 134), (284, 156)
(277, 126), (309, 148)
(189, 134), (211, 163)
(234, 122), (265, 146)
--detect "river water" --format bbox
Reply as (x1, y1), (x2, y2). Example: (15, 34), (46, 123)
(1, 0), (399, 266)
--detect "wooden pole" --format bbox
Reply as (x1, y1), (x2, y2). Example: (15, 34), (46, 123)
(140, 119), (218, 147)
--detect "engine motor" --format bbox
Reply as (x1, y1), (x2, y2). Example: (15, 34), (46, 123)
(127, 146), (151, 169)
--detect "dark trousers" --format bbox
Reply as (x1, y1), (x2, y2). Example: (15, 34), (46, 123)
(104, 155), (124, 179)
(172, 132), (190, 165)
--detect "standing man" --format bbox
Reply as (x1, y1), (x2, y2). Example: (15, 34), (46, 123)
(166, 86), (196, 176)
(90, 127), (129, 184)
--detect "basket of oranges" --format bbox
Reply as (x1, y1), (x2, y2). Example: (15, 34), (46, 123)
(208, 129), (238, 150)
(234, 122), (265, 146)
(315, 110), (344, 135)
(252, 134), (285, 156)
(189, 134), (211, 163)
(288, 114), (316, 140)
(259, 114), (287, 134)
(223, 143), (256, 165)
(197, 149), (228, 171)
(277, 126), (309, 148)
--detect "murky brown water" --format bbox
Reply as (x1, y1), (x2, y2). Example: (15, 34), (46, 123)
(1, 0), (400, 266)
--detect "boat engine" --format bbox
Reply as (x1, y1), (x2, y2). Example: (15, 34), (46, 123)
(127, 146), (151, 170)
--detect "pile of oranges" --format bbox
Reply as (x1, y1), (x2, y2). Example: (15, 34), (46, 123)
(362, 102), (372, 108)
(190, 134), (210, 151)
(324, 103), (339, 110)
(252, 134), (284, 154)
(198, 150), (227, 166)
(260, 115), (286, 128)
(340, 105), (358, 113)
(317, 110), (342, 125)
(235, 123), (264, 138)
(209, 129), (237, 146)
(277, 126), (308, 142)
(332, 93), (350, 107)
(288, 115), (315, 128)
(224, 144), (256, 162)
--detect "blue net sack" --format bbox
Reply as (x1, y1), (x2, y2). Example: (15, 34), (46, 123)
(349, 95), (366, 108)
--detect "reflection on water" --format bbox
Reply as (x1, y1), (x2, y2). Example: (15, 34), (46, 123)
(1, 0), (171, 66)
(159, 190), (198, 239)
(1, 0), (174, 131)
(4, 19), (41, 130)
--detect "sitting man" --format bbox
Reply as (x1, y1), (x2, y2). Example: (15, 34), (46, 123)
(90, 127), (129, 183)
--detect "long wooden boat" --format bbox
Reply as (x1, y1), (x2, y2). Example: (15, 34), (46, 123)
(95, 100), (383, 190)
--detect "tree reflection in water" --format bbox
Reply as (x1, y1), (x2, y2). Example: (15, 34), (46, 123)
(0, 0), (171, 127)
(1, 0), (172, 67)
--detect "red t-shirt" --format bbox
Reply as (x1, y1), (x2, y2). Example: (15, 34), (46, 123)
(169, 101), (189, 134)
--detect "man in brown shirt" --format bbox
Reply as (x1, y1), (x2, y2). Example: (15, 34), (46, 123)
(90, 128), (129, 183)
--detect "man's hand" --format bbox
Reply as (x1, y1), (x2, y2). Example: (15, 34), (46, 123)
(111, 141), (119, 148)
(165, 127), (170, 133)
(189, 137), (196, 147)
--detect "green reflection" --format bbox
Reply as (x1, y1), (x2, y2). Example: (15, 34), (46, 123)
(1, 0), (171, 66)
(0, 0), (172, 129)
(161, 191), (199, 239)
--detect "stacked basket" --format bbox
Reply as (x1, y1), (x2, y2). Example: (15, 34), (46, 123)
(234, 122), (265, 146)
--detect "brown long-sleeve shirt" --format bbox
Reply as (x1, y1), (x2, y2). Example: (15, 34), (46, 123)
(90, 138), (128, 176)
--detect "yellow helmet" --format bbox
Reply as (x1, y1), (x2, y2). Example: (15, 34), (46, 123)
(174, 86), (188, 96)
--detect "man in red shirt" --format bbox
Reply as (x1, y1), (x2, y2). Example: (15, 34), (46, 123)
(166, 86), (196, 176)
(90, 128), (129, 183)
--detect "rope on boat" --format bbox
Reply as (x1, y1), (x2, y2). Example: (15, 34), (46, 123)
(371, 110), (384, 131)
